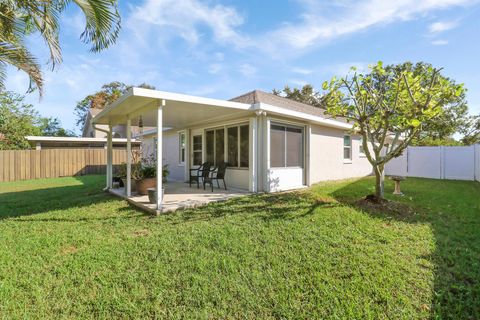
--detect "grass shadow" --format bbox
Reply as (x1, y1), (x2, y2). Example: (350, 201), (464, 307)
(328, 177), (480, 319)
(0, 175), (127, 220)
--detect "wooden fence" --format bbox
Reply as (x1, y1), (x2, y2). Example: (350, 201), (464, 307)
(0, 148), (127, 182)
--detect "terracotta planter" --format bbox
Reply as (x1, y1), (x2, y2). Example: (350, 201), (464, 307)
(135, 177), (156, 195)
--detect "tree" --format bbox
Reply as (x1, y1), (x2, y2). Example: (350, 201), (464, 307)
(74, 82), (156, 128)
(38, 117), (76, 137)
(387, 62), (469, 146)
(460, 114), (480, 145)
(322, 61), (463, 200)
(273, 84), (323, 108)
(0, 91), (73, 149)
(0, 91), (41, 149)
(0, 0), (121, 95)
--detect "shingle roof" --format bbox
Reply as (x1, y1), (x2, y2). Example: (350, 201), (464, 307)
(230, 90), (347, 123)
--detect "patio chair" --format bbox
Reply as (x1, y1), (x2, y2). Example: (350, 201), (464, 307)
(203, 162), (228, 192)
(189, 162), (211, 188)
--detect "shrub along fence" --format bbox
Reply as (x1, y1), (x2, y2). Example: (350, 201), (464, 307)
(0, 148), (127, 182)
(386, 144), (480, 182)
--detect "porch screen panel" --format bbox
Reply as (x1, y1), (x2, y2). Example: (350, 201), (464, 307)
(240, 125), (249, 167)
(227, 127), (238, 167)
(193, 135), (202, 165)
(215, 129), (225, 165)
(206, 130), (214, 164)
(270, 124), (286, 167)
(286, 127), (303, 167)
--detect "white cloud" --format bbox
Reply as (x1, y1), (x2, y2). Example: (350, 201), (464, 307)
(431, 39), (449, 45)
(238, 63), (256, 77)
(127, 0), (247, 47)
(428, 21), (458, 33)
(258, 0), (474, 54)
(291, 67), (313, 75)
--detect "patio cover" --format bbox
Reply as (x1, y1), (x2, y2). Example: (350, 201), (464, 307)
(92, 87), (252, 213)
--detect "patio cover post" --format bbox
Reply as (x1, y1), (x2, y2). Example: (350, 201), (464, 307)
(156, 99), (165, 211)
(126, 116), (132, 197)
(249, 117), (258, 192)
(107, 124), (113, 189)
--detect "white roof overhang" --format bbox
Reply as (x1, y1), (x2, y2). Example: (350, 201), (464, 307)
(92, 87), (253, 130)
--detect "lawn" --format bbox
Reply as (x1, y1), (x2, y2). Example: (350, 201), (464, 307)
(0, 175), (479, 319)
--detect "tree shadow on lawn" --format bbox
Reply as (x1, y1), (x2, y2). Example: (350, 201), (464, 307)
(175, 191), (339, 224)
(0, 176), (139, 220)
(328, 177), (480, 319)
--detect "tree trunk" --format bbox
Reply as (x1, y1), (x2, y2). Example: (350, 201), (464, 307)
(374, 164), (385, 200)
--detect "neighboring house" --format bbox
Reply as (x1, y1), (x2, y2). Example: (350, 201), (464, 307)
(26, 136), (140, 150)
(82, 108), (128, 138)
(94, 87), (379, 196)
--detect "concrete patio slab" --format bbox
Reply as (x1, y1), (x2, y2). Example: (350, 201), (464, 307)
(109, 181), (249, 214)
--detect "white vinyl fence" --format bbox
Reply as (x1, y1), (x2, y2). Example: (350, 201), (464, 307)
(386, 144), (480, 182)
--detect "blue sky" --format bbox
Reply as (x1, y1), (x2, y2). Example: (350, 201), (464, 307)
(5, 0), (480, 133)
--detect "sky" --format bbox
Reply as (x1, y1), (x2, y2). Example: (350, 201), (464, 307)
(5, 0), (480, 134)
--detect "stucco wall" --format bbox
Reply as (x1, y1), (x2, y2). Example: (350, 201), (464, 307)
(476, 144), (480, 182)
(309, 125), (373, 183)
(142, 132), (185, 182)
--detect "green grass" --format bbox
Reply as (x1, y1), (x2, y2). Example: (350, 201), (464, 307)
(0, 175), (479, 319)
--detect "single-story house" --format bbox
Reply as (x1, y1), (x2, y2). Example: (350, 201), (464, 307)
(92, 87), (376, 211)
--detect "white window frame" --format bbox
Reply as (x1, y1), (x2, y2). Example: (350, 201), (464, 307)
(226, 124), (249, 169)
(205, 123), (249, 169)
(270, 122), (304, 169)
(192, 134), (203, 166)
(178, 131), (186, 166)
(359, 136), (366, 157)
(343, 134), (352, 163)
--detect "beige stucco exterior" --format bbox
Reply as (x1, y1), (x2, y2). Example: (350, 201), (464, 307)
(308, 124), (373, 183)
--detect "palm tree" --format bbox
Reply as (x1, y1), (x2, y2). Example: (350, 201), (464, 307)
(0, 0), (121, 96)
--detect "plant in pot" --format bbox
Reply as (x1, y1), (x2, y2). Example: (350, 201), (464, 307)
(135, 154), (157, 195)
(116, 150), (142, 192)
(147, 164), (169, 204)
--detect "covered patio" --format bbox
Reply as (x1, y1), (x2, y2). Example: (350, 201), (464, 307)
(92, 87), (256, 214)
(109, 181), (249, 214)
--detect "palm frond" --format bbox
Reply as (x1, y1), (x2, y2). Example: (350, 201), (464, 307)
(70, 0), (121, 52)
(0, 42), (43, 96)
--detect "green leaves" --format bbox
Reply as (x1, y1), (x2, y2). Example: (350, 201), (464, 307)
(0, 0), (121, 96)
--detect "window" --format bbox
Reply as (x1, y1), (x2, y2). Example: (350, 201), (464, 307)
(343, 135), (352, 161)
(359, 136), (365, 156)
(205, 128), (225, 166)
(192, 135), (202, 165)
(227, 127), (238, 167)
(270, 123), (304, 168)
(179, 132), (186, 165)
(227, 125), (250, 168)
(239, 125), (249, 167)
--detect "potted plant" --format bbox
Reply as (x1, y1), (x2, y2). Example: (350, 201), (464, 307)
(116, 162), (139, 192)
(147, 164), (169, 204)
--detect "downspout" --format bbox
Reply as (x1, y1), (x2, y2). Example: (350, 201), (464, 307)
(92, 122), (111, 191)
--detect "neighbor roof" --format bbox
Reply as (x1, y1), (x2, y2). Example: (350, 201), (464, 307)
(230, 90), (347, 123)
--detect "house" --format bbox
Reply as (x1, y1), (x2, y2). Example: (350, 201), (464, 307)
(92, 87), (375, 211)
(25, 108), (143, 150)
(25, 136), (141, 150)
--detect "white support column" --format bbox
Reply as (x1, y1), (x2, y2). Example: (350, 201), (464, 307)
(107, 125), (113, 189)
(305, 124), (311, 187)
(126, 117), (132, 197)
(249, 117), (258, 192)
(156, 100), (164, 211)
(263, 116), (271, 192)
(184, 129), (190, 182)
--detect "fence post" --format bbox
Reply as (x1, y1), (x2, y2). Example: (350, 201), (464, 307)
(440, 146), (445, 180)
